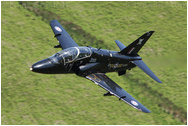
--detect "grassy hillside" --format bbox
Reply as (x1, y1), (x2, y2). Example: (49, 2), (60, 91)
(20, 1), (187, 110)
(2, 1), (186, 125)
(40, 1), (186, 55)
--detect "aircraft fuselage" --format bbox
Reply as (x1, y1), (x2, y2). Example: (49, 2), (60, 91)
(31, 46), (141, 76)
(30, 20), (162, 113)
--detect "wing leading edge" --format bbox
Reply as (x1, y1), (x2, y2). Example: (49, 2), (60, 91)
(50, 20), (79, 49)
(85, 73), (151, 113)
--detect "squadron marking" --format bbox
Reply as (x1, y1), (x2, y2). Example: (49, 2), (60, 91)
(137, 39), (144, 45)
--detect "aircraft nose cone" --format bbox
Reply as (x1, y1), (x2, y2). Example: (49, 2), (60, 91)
(30, 67), (33, 71)
(30, 58), (54, 73)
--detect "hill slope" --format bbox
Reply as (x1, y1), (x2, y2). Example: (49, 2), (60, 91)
(20, 1), (187, 110)
(2, 1), (187, 125)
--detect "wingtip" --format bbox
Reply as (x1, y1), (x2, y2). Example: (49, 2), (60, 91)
(146, 110), (152, 113)
(115, 40), (119, 43)
(142, 109), (151, 113)
(50, 20), (59, 25)
(50, 19), (58, 22)
(156, 79), (162, 83)
(138, 108), (151, 113)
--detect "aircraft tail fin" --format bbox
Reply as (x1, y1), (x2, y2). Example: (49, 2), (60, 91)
(119, 31), (154, 55)
(115, 31), (161, 83)
(133, 60), (162, 83)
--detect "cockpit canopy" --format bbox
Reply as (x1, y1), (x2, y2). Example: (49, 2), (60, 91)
(50, 47), (92, 64)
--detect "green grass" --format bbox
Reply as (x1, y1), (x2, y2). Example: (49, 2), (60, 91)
(1, 1), (187, 125)
(41, 1), (187, 55)
(34, 0), (187, 112)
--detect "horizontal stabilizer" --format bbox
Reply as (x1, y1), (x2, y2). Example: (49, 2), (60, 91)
(115, 40), (126, 50)
(133, 60), (162, 83)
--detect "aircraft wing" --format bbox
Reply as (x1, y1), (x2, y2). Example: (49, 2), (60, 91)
(50, 20), (79, 49)
(85, 73), (151, 113)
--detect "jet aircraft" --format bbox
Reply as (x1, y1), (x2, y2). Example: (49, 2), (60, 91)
(30, 20), (162, 113)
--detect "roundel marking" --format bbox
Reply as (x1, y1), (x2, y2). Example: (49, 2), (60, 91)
(54, 26), (62, 32)
(131, 100), (138, 106)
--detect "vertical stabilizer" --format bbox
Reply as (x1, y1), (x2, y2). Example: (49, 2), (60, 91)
(120, 31), (154, 55)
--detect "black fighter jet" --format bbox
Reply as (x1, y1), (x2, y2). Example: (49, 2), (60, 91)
(30, 20), (162, 113)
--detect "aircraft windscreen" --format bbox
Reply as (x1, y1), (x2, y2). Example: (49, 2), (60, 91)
(50, 47), (92, 64)
(58, 47), (79, 63)
(77, 47), (92, 59)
